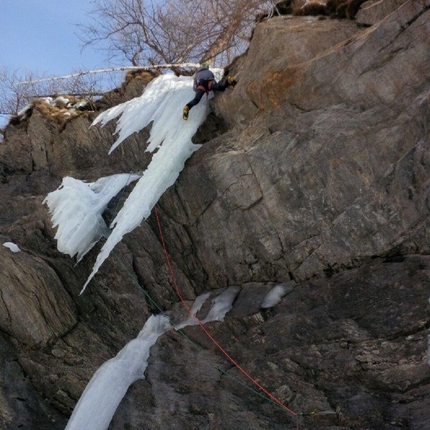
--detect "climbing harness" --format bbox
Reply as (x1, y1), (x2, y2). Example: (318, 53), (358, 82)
(196, 79), (214, 93)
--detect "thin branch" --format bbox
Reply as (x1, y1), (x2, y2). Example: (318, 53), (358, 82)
(17, 63), (201, 85)
(22, 92), (106, 98)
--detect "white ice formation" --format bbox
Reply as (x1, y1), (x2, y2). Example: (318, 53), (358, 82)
(44, 174), (140, 262)
(65, 287), (238, 430)
(3, 242), (21, 253)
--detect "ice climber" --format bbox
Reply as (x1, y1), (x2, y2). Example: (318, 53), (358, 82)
(183, 62), (237, 120)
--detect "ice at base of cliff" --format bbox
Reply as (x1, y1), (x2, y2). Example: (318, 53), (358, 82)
(65, 288), (238, 430)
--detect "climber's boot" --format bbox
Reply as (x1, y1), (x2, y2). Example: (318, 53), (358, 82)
(183, 105), (190, 121)
(227, 76), (237, 87)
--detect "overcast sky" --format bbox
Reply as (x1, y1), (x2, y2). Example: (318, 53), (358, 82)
(1, 1), (107, 76)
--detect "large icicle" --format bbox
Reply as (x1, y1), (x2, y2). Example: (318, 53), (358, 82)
(65, 315), (171, 430)
(44, 174), (140, 262)
(81, 73), (212, 293)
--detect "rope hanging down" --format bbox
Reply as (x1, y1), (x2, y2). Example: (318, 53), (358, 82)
(112, 247), (300, 415)
(153, 206), (297, 418)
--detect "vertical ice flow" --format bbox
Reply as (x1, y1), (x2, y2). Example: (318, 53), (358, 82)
(81, 73), (215, 293)
(65, 315), (170, 430)
(65, 286), (239, 430)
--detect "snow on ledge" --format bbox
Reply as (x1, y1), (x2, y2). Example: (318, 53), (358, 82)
(3, 242), (21, 253)
(261, 282), (295, 308)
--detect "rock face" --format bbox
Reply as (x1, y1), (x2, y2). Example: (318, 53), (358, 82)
(1, 1), (430, 429)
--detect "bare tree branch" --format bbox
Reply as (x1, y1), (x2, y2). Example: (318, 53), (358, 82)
(78, 0), (274, 68)
(17, 63), (201, 85)
(0, 66), (119, 124)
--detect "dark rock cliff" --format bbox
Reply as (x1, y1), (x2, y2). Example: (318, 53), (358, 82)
(1, 1), (430, 429)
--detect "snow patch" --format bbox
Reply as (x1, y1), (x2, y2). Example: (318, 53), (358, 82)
(261, 283), (294, 308)
(175, 286), (240, 329)
(202, 286), (241, 323)
(17, 103), (33, 117)
(3, 242), (21, 253)
(53, 96), (70, 106)
(175, 292), (211, 329)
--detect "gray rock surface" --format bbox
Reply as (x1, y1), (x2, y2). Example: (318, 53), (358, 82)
(0, 2), (429, 429)
(356, 0), (409, 26)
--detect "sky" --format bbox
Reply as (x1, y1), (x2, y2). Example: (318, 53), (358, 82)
(0, 1), (120, 128)
(1, 1), (107, 77)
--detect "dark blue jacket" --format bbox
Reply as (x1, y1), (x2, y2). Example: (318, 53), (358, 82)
(193, 68), (215, 91)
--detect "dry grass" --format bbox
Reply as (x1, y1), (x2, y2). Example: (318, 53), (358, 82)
(124, 69), (161, 85)
(30, 96), (94, 131)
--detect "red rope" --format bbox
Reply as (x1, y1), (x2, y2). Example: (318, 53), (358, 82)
(154, 206), (297, 417)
